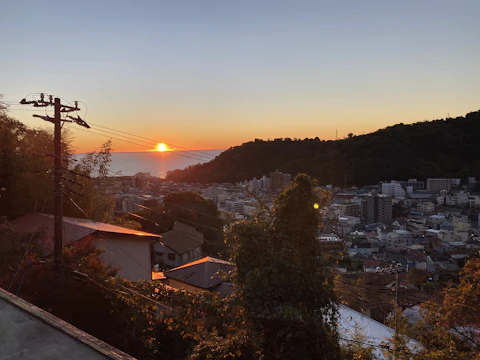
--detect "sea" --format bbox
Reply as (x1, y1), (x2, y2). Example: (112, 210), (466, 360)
(74, 150), (223, 178)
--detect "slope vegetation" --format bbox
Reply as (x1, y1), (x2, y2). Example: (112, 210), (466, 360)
(166, 111), (480, 186)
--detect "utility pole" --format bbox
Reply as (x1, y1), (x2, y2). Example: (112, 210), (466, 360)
(53, 98), (62, 274)
(20, 93), (89, 274)
(395, 271), (399, 306)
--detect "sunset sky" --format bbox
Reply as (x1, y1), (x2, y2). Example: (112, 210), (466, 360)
(2, 0), (479, 153)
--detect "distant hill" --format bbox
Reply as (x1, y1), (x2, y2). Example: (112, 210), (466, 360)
(166, 111), (480, 186)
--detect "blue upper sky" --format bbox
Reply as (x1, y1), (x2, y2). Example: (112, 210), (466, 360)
(2, 0), (479, 152)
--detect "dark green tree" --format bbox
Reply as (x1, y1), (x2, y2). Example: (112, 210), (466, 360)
(136, 191), (225, 257)
(166, 110), (480, 186)
(0, 112), (58, 219)
(63, 139), (115, 221)
(228, 174), (340, 359)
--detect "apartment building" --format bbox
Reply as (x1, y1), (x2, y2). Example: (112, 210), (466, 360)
(270, 170), (292, 191)
(381, 181), (406, 199)
(427, 178), (451, 192)
(360, 193), (393, 224)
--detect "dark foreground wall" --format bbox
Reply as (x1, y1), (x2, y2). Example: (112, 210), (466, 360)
(0, 288), (135, 360)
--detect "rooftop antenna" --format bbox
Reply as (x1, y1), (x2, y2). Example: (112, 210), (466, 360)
(336, 129), (338, 140)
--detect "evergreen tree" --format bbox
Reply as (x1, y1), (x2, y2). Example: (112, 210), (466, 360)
(228, 174), (340, 359)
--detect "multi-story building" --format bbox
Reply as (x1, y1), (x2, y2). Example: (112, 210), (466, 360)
(397, 179), (426, 192)
(453, 216), (471, 234)
(427, 178), (451, 193)
(452, 191), (470, 207)
(429, 214), (446, 227)
(381, 181), (406, 199)
(417, 201), (435, 214)
(225, 199), (244, 214)
(204, 186), (226, 204)
(383, 231), (409, 253)
(329, 202), (361, 218)
(115, 194), (161, 213)
(470, 195), (480, 209)
(336, 216), (361, 237)
(317, 234), (344, 251)
(270, 170), (291, 191)
(342, 202), (361, 217)
(468, 177), (477, 191)
(360, 193), (392, 224)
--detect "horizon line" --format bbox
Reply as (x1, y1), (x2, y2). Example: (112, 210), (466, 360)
(73, 149), (226, 155)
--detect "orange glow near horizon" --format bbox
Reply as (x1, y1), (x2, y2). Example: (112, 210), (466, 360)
(156, 143), (168, 152)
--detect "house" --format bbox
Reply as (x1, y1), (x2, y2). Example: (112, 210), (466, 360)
(363, 259), (383, 272)
(348, 242), (373, 257)
(163, 256), (234, 295)
(317, 233), (343, 251)
(337, 304), (421, 359)
(11, 213), (159, 281)
(154, 222), (203, 269)
(0, 288), (134, 360)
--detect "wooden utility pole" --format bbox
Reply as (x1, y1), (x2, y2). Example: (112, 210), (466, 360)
(53, 98), (63, 273)
(20, 93), (89, 274)
(395, 271), (399, 305)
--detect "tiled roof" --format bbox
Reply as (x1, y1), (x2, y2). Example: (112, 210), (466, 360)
(160, 222), (204, 255)
(11, 213), (160, 244)
(164, 256), (234, 290)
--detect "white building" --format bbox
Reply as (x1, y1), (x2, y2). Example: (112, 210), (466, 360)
(425, 229), (454, 242)
(383, 231), (410, 253)
(452, 191), (470, 207)
(12, 213), (159, 281)
(453, 216), (471, 234)
(154, 222), (203, 269)
(204, 186), (226, 204)
(337, 305), (421, 359)
(337, 216), (361, 237)
(382, 181), (406, 199)
(225, 199), (244, 214)
(348, 243), (373, 257)
(427, 178), (451, 192)
(469, 195), (480, 209)
(429, 214), (446, 226)
(417, 201), (435, 214)
(450, 178), (461, 186)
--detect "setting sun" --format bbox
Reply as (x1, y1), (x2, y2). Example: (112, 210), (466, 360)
(156, 143), (168, 152)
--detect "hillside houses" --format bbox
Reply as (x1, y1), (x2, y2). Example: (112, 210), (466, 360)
(12, 213), (160, 281)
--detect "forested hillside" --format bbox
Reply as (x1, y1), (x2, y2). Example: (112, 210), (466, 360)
(167, 111), (480, 185)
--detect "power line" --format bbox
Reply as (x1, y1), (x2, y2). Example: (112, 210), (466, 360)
(8, 200), (50, 292)
(88, 125), (215, 161)
(88, 122), (217, 159)
(4, 99), (216, 163)
(66, 266), (160, 316)
(87, 125), (214, 162)
(18, 93), (88, 274)
(131, 202), (328, 253)
(162, 200), (223, 220)
(70, 127), (213, 164)
(134, 203), (226, 235)
(62, 190), (153, 274)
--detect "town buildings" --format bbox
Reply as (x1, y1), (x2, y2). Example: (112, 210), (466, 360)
(426, 178), (452, 192)
(381, 181), (406, 199)
(154, 222), (204, 269)
(270, 170), (292, 191)
(360, 192), (393, 224)
(12, 213), (159, 281)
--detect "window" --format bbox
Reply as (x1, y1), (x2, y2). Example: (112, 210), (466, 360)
(168, 253), (176, 261)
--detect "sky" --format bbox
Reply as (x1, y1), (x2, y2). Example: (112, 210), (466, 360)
(1, 0), (480, 153)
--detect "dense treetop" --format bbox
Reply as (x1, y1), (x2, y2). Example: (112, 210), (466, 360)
(167, 110), (480, 186)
